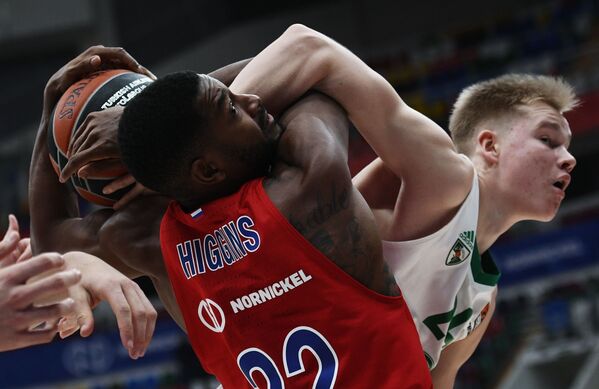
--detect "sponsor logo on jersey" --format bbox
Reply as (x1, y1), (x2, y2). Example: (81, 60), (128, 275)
(466, 302), (490, 336)
(198, 298), (226, 333)
(445, 230), (475, 266)
(176, 215), (261, 279)
(230, 269), (313, 314)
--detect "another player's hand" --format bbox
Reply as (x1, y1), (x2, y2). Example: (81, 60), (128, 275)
(60, 106), (125, 182)
(0, 253), (80, 352)
(42, 46), (155, 121)
(57, 251), (157, 360)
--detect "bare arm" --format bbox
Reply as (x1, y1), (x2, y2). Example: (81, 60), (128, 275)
(353, 157), (401, 211)
(98, 196), (185, 329)
(231, 25), (473, 239)
(209, 58), (252, 86)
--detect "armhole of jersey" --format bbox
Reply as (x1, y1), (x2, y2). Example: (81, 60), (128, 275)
(471, 244), (501, 286)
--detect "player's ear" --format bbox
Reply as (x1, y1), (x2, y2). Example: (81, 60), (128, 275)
(477, 129), (499, 166)
(191, 157), (225, 185)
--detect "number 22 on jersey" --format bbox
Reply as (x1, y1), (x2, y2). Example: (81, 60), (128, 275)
(237, 326), (338, 388)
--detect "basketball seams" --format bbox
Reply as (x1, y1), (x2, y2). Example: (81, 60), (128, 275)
(76, 187), (117, 207)
(82, 177), (92, 192)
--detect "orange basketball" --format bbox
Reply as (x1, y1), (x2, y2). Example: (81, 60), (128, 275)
(47, 69), (153, 206)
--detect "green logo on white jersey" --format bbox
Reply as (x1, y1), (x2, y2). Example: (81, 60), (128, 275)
(445, 231), (474, 266)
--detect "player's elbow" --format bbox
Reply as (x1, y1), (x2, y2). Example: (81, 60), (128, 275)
(283, 24), (332, 62)
(99, 214), (134, 259)
(284, 24), (316, 41)
(99, 215), (161, 278)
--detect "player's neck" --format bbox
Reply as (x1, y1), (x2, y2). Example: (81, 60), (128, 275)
(476, 173), (520, 253)
(178, 180), (245, 212)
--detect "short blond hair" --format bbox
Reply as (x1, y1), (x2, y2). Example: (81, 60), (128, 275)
(449, 74), (579, 154)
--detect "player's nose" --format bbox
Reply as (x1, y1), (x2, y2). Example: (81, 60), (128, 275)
(559, 148), (576, 173)
(238, 93), (262, 118)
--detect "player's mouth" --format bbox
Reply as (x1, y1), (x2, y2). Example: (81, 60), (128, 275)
(259, 107), (271, 131)
(552, 175), (571, 191)
(552, 175), (570, 199)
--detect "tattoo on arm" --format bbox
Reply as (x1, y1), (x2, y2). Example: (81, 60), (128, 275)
(289, 183), (399, 294)
(304, 183), (350, 229)
(289, 182), (349, 242)
(307, 229), (335, 258)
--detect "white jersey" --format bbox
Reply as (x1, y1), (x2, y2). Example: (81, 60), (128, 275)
(383, 168), (500, 369)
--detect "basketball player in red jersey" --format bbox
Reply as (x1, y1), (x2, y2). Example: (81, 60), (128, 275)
(31, 46), (432, 387)
(115, 76), (430, 387)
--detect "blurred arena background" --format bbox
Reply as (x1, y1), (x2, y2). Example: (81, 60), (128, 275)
(1, 0), (599, 387)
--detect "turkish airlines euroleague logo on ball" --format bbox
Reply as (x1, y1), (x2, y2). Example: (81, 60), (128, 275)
(198, 299), (226, 333)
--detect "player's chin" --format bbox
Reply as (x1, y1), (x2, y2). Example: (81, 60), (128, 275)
(264, 121), (282, 142)
(536, 204), (561, 222)
(538, 213), (556, 222)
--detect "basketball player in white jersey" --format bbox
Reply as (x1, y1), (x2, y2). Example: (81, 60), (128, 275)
(225, 25), (578, 388)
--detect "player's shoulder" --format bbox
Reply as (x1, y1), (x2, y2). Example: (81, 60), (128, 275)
(442, 153), (476, 209)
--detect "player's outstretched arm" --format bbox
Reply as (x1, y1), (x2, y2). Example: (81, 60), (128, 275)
(232, 25), (473, 225)
(57, 251), (157, 360)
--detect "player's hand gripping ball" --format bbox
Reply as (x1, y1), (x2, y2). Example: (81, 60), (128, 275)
(47, 69), (153, 206)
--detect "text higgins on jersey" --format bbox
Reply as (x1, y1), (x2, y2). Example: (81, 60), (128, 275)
(176, 215), (261, 279)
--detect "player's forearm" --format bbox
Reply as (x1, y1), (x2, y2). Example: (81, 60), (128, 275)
(431, 367), (458, 389)
(208, 58), (252, 87)
(29, 118), (139, 276)
(29, 118), (87, 252)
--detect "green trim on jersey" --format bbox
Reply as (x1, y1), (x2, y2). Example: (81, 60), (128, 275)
(471, 245), (501, 286)
(424, 352), (434, 369)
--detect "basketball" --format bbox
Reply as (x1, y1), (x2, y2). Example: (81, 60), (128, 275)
(47, 69), (154, 206)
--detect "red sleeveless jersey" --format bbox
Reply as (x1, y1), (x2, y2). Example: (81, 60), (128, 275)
(160, 178), (431, 388)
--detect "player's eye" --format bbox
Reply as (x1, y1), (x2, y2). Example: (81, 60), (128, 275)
(229, 100), (237, 115)
(540, 136), (553, 147)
